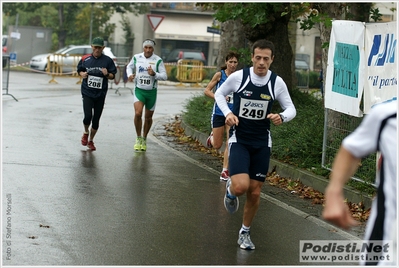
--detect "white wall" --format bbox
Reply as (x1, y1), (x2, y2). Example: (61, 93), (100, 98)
(109, 12), (167, 57)
(376, 2), (397, 21)
(295, 24), (319, 71)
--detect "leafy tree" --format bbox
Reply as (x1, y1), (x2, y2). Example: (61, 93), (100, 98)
(199, 3), (294, 91)
(198, 2), (387, 92)
(120, 14), (135, 58)
(295, 3), (383, 93)
(2, 3), (149, 50)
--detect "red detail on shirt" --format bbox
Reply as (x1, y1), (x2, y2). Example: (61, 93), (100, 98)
(81, 54), (91, 61)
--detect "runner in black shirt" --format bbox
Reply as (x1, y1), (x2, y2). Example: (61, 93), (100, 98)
(77, 37), (117, 150)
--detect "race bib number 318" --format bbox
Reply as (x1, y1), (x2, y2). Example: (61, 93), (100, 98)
(88, 75), (103, 89)
(138, 75), (152, 86)
(238, 98), (268, 120)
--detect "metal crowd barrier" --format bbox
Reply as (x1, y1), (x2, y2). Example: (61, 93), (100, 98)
(2, 55), (18, 101)
(295, 68), (309, 89)
(175, 59), (204, 87)
(46, 54), (82, 84)
(113, 57), (134, 96)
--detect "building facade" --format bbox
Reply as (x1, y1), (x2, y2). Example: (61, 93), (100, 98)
(109, 3), (219, 65)
(109, 2), (397, 70)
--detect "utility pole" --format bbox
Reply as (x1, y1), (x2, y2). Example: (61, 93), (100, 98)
(10, 13), (19, 53)
(89, 3), (94, 45)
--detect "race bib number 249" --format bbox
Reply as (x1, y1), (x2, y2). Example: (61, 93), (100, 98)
(238, 98), (269, 120)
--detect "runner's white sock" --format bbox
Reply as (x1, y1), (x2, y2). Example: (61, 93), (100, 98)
(239, 225), (250, 234)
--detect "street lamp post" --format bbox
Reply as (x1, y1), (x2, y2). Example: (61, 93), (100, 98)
(89, 3), (94, 45)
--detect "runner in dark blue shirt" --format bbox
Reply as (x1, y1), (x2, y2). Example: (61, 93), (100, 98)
(215, 39), (296, 250)
(77, 37), (117, 150)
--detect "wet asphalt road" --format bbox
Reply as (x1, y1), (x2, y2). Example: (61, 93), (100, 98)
(2, 71), (362, 266)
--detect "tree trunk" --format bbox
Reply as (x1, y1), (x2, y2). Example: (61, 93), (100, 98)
(288, 20), (298, 90)
(315, 3), (346, 98)
(242, 3), (294, 92)
(218, 19), (246, 70)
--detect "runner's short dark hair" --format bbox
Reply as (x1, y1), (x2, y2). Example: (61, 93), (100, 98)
(252, 39), (275, 57)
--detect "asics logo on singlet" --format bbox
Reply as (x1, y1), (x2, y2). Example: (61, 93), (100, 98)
(244, 101), (264, 108)
(243, 90), (252, 96)
(256, 173), (266, 178)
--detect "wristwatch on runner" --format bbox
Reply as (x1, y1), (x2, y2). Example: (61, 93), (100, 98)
(279, 113), (286, 122)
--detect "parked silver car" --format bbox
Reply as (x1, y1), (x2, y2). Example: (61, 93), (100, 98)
(29, 45), (117, 73)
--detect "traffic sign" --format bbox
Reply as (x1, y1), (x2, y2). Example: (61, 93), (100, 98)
(10, 32), (21, 39)
(147, 14), (165, 31)
(9, 52), (17, 61)
(207, 27), (221, 35)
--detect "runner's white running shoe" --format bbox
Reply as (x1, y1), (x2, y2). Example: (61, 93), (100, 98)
(237, 231), (255, 250)
(224, 178), (239, 213)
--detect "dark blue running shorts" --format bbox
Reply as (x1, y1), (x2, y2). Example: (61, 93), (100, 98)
(228, 142), (271, 182)
(211, 114), (226, 128)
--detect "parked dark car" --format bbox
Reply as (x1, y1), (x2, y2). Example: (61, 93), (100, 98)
(164, 49), (207, 65)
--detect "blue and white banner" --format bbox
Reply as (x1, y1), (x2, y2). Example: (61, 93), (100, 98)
(325, 20), (365, 117)
(325, 20), (397, 116)
(364, 22), (397, 113)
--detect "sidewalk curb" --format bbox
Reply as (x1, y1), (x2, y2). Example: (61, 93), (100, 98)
(181, 118), (373, 209)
